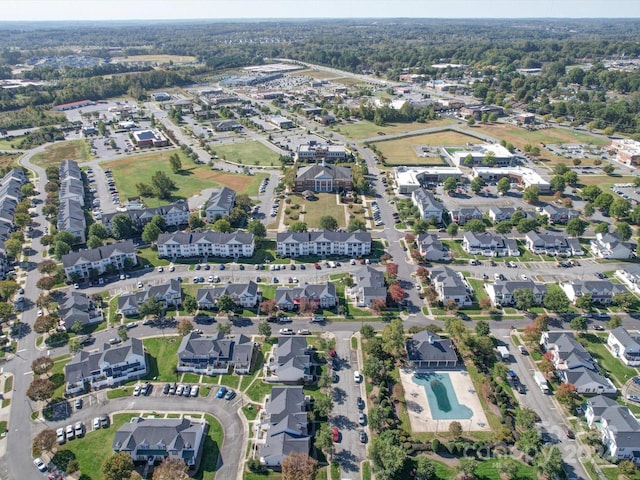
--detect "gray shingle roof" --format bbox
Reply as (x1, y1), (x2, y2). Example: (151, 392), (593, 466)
(276, 229), (370, 244)
(113, 417), (205, 457)
(406, 331), (458, 364)
(295, 164), (351, 181)
(62, 240), (136, 268)
(157, 231), (254, 246)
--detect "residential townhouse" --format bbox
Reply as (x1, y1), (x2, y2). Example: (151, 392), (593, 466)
(449, 207), (483, 226)
(525, 232), (583, 256)
(607, 327), (640, 367)
(462, 232), (519, 257)
(484, 280), (547, 307)
(57, 198), (86, 244)
(416, 233), (450, 262)
(117, 279), (182, 316)
(428, 266), (473, 307)
(585, 396), (640, 464)
(259, 386), (311, 468)
(113, 417), (206, 468)
(59, 176), (85, 207)
(196, 281), (259, 310)
(0, 169), (26, 279)
(540, 331), (616, 395)
(276, 230), (371, 258)
(347, 265), (386, 307)
(58, 291), (103, 330)
(406, 331), (459, 369)
(541, 205), (580, 224)
(204, 187), (236, 222)
(157, 231), (255, 259)
(487, 206), (535, 223)
(266, 336), (314, 384)
(615, 265), (640, 294)
(177, 331), (256, 375)
(274, 283), (337, 311)
(62, 240), (137, 280)
(560, 280), (627, 305)
(101, 201), (189, 234)
(410, 188), (445, 223)
(64, 338), (147, 395)
(590, 232), (635, 260)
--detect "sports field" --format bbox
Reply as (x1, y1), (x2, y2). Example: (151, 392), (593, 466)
(374, 130), (478, 165)
(212, 140), (281, 167)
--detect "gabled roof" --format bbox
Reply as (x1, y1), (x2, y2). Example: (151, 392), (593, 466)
(416, 233), (444, 251)
(177, 331), (252, 362)
(113, 417), (205, 456)
(157, 230), (254, 247)
(295, 164), (351, 182)
(196, 282), (258, 304)
(609, 327), (640, 353)
(62, 240), (136, 268)
(274, 283), (336, 305)
(489, 280), (547, 296)
(276, 229), (371, 245)
(406, 331), (458, 363)
(563, 367), (613, 389)
(429, 266), (468, 297)
(64, 338), (144, 384)
(205, 187), (236, 213)
(412, 188), (445, 212)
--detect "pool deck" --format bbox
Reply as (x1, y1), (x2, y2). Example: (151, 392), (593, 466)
(399, 369), (490, 433)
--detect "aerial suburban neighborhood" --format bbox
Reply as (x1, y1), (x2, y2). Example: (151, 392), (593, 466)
(1, 8), (640, 480)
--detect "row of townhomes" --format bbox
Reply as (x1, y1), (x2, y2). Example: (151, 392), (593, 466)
(157, 231), (255, 259)
(416, 234), (451, 262)
(62, 240), (138, 280)
(590, 232), (636, 260)
(275, 230), (371, 257)
(101, 201), (189, 234)
(0, 169), (27, 279)
(616, 265), (640, 294)
(463, 232), (519, 257)
(540, 332), (616, 395)
(57, 160), (86, 244)
(607, 327), (640, 367)
(118, 279), (182, 316)
(586, 396), (640, 465)
(177, 331), (256, 375)
(197, 282), (260, 309)
(57, 291), (103, 330)
(204, 187), (236, 222)
(428, 266), (473, 307)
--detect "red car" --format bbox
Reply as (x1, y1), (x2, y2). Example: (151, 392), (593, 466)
(332, 427), (340, 442)
(314, 263), (320, 270)
(329, 349), (336, 358)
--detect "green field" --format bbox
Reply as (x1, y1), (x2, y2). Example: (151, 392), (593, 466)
(31, 140), (92, 167)
(212, 140), (281, 167)
(142, 336), (181, 382)
(0, 135), (27, 150)
(332, 118), (457, 141)
(105, 150), (266, 208)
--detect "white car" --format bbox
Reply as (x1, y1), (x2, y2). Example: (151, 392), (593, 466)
(93, 417), (101, 430)
(279, 328), (294, 335)
(37, 310), (43, 317)
(133, 384), (142, 396)
(56, 427), (66, 444)
(520, 274), (528, 281)
(33, 458), (47, 472)
(137, 281), (143, 288)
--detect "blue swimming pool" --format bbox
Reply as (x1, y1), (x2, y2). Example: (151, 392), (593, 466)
(412, 372), (473, 420)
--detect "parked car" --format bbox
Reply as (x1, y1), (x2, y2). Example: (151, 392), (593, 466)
(354, 371), (362, 383)
(332, 427), (340, 442)
(176, 384), (184, 396)
(74, 421), (84, 437)
(191, 385), (199, 397)
(74, 398), (83, 409)
(224, 389), (236, 401)
(359, 430), (367, 443)
(33, 458), (48, 473)
(216, 386), (228, 399)
(56, 427), (66, 444)
(357, 396), (365, 410)
(92, 417), (101, 431)
(133, 384), (142, 396)
(358, 412), (366, 425)
(163, 383), (170, 394)
(65, 424), (75, 440)
(279, 328), (294, 335)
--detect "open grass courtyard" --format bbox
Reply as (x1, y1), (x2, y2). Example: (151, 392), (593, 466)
(105, 150), (266, 208)
(142, 336), (181, 382)
(331, 118), (457, 141)
(31, 140), (92, 167)
(211, 140), (281, 167)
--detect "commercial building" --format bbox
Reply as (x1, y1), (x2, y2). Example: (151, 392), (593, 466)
(294, 164), (352, 193)
(447, 143), (514, 167)
(131, 129), (169, 148)
(460, 105), (504, 120)
(394, 166), (463, 194)
(296, 141), (347, 163)
(269, 116), (294, 129)
(610, 138), (640, 166)
(472, 167), (551, 193)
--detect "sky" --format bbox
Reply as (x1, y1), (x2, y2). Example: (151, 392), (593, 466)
(1, 0), (639, 21)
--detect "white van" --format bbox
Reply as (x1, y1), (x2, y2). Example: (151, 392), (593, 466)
(354, 371), (362, 383)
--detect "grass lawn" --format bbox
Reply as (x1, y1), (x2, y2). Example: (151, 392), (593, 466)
(468, 279), (489, 303)
(195, 414), (223, 480)
(577, 175), (638, 187)
(473, 458), (538, 480)
(142, 336), (181, 382)
(602, 466), (640, 480)
(211, 140), (281, 167)
(374, 130), (479, 165)
(300, 194), (349, 229)
(3, 375), (12, 393)
(106, 387), (132, 399)
(136, 247), (171, 268)
(105, 150), (266, 208)
(0, 154), (21, 173)
(332, 118), (456, 140)
(50, 354), (72, 399)
(245, 377), (278, 403)
(581, 333), (637, 387)
(0, 135), (27, 150)
(31, 140), (92, 167)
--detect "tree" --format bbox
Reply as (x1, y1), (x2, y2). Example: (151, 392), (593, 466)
(549, 176), (566, 193)
(583, 202), (595, 217)
(369, 298), (387, 314)
(217, 322), (232, 335)
(152, 457), (188, 480)
(177, 319), (194, 336)
(189, 213), (204, 229)
(414, 457), (436, 480)
(575, 293), (593, 311)
(449, 420), (463, 439)
(54, 240), (71, 259)
(615, 222), (633, 241)
(32, 428), (57, 456)
(619, 461), (637, 476)
(88, 223), (109, 239)
(110, 213), (135, 240)
(388, 284), (405, 304)
(141, 222), (161, 243)
(314, 424), (334, 460)
(260, 299), (278, 317)
(602, 164), (616, 175)
(183, 295), (197, 314)
(363, 356), (389, 385)
(581, 185), (602, 202)
(475, 320), (490, 336)
(535, 445), (563, 479)
(613, 293), (637, 312)
(32, 356), (54, 376)
(348, 218), (367, 232)
(36, 276), (56, 291)
(544, 288), (570, 313)
(443, 177), (457, 195)
(289, 221), (308, 233)
(446, 223), (458, 237)
(5, 238), (22, 259)
(34, 315), (56, 333)
(102, 452), (135, 480)
(139, 297), (162, 318)
(281, 452), (318, 480)
(470, 176), (484, 194)
(563, 170), (578, 186)
(413, 219), (430, 235)
(556, 383), (579, 408)
(27, 377), (55, 401)
(594, 222), (609, 234)
(566, 218), (588, 237)
(37, 259), (57, 274)
(497, 177), (511, 195)
(594, 192), (614, 211)
(313, 394), (333, 418)
(462, 219), (486, 233)
(87, 236), (103, 249)
(68, 338), (81, 354)
(151, 171), (176, 199)
(360, 324), (376, 339)
(247, 219), (267, 238)
(169, 154), (182, 174)
(516, 218), (538, 234)
(216, 295), (237, 314)
(416, 266), (429, 280)
(517, 429), (542, 456)
(570, 316), (587, 331)
(318, 215), (338, 231)
(515, 407), (538, 431)
(381, 319), (405, 358)
(495, 459), (519, 480)
(610, 198), (631, 219)
(523, 185), (539, 204)
(495, 221), (512, 234)
(457, 458), (478, 478)
(258, 321), (272, 338)
(386, 262), (398, 279)
(212, 218), (232, 233)
(553, 163), (569, 176)
(370, 430), (406, 479)
(136, 182), (154, 197)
